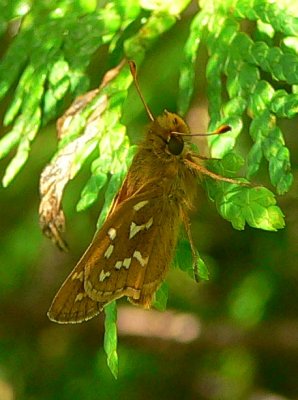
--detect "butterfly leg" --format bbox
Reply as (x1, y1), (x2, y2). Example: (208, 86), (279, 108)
(185, 158), (250, 186)
(191, 154), (220, 161)
(181, 210), (200, 283)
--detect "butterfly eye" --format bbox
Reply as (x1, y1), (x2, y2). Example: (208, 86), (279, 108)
(167, 134), (184, 155)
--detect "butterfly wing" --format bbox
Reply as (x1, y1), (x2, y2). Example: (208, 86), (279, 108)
(47, 260), (102, 323)
(84, 191), (181, 308)
(48, 176), (133, 324)
(48, 187), (181, 323)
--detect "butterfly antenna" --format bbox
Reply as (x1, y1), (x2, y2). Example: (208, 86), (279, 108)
(173, 124), (232, 137)
(129, 60), (154, 122)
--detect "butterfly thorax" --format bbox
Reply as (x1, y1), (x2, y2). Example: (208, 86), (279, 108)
(126, 111), (197, 210)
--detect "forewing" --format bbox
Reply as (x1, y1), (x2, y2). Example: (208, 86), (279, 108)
(48, 189), (161, 323)
(85, 191), (181, 308)
(47, 176), (132, 324)
(48, 184), (181, 323)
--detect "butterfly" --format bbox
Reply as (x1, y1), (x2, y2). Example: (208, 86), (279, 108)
(48, 62), (245, 323)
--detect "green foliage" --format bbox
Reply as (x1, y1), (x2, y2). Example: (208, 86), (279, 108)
(174, 237), (210, 281)
(153, 282), (169, 311)
(205, 154), (285, 231)
(104, 301), (118, 379)
(179, 0), (296, 197)
(0, 0), (296, 380)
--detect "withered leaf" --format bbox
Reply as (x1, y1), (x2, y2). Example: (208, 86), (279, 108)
(39, 60), (126, 250)
(56, 88), (99, 140)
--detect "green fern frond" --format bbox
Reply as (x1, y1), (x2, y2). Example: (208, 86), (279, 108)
(179, 0), (296, 200)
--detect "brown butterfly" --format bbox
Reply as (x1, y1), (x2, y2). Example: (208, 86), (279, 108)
(48, 61), (246, 323)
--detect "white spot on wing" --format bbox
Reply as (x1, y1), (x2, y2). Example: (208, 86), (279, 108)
(133, 200), (149, 211)
(129, 221), (141, 239)
(75, 292), (86, 302)
(133, 250), (149, 267)
(115, 260), (123, 270)
(108, 227), (117, 240)
(99, 270), (111, 282)
(123, 258), (131, 269)
(104, 244), (114, 259)
(71, 271), (84, 282)
(129, 217), (154, 239)
(145, 217), (153, 230)
(85, 280), (92, 292)
(114, 258), (131, 270)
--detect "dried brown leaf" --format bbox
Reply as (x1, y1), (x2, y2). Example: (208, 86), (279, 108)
(39, 95), (107, 250)
(57, 89), (99, 140)
(39, 60), (126, 249)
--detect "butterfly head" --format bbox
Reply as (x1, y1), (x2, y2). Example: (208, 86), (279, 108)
(148, 110), (190, 157)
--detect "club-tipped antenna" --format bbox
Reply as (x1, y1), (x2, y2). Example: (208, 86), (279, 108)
(129, 60), (154, 122)
(172, 124), (231, 137)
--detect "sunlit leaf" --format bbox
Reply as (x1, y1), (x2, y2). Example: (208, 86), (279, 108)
(211, 185), (285, 231)
(104, 301), (118, 379)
